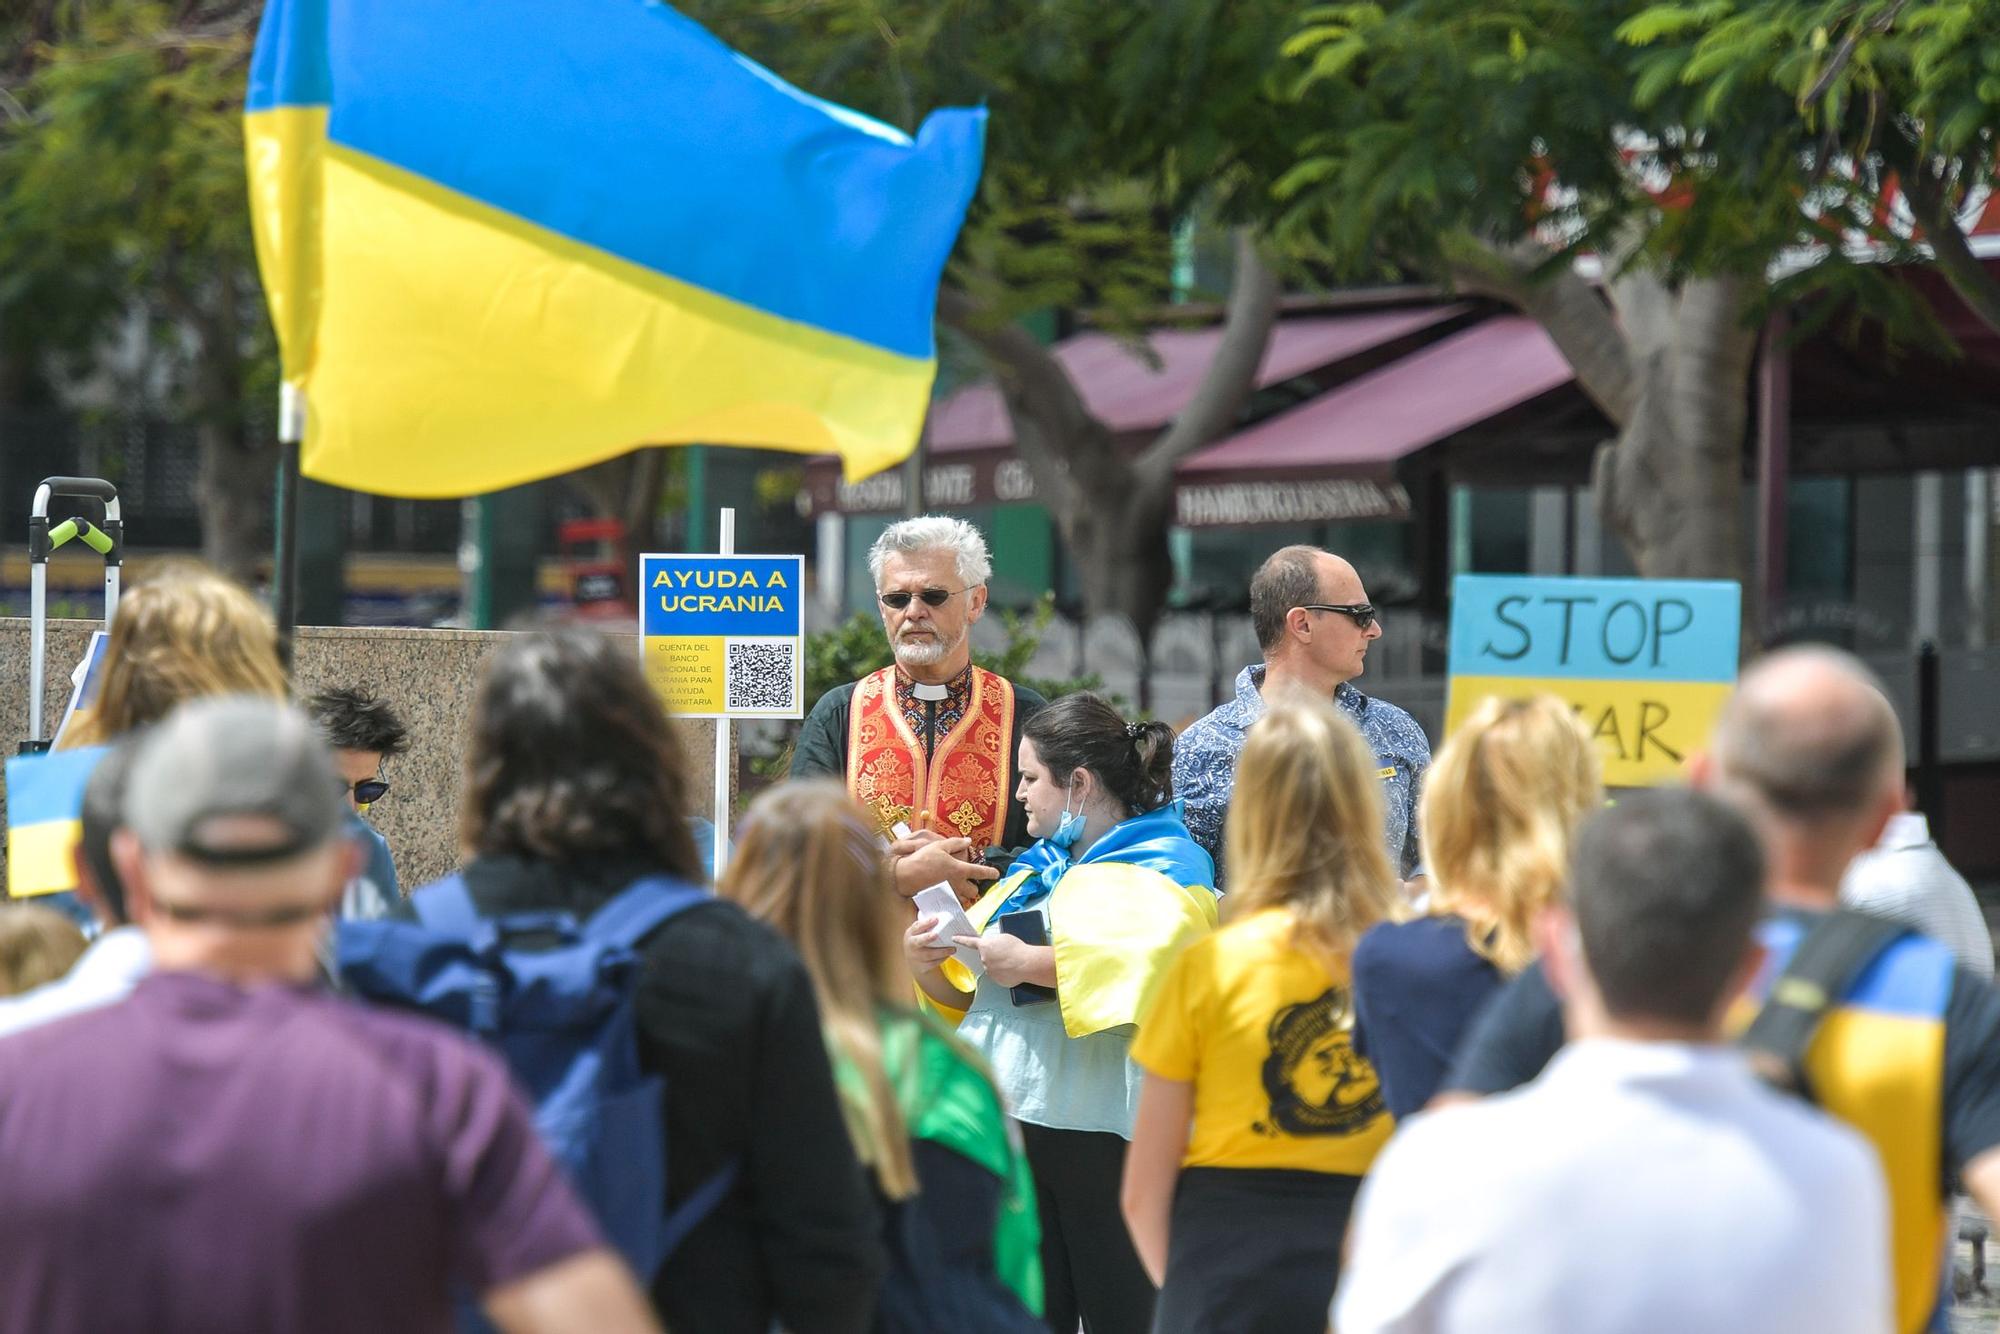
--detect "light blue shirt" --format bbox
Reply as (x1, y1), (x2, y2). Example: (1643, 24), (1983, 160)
(340, 813), (401, 921)
(955, 899), (1143, 1138)
(1174, 666), (1431, 884)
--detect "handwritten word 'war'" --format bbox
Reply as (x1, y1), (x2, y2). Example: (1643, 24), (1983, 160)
(1482, 595), (1697, 669)
(1577, 699), (1680, 763)
(653, 566), (791, 614)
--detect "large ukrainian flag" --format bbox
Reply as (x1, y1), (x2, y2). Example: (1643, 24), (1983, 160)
(245, 0), (986, 496)
(5, 747), (109, 898)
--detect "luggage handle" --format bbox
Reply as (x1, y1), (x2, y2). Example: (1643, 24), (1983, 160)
(24, 476), (124, 755)
(32, 477), (121, 512)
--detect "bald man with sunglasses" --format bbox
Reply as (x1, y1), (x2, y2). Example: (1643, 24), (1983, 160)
(790, 515), (1045, 902)
(1174, 545), (1431, 890)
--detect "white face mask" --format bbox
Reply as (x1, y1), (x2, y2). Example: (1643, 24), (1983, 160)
(1049, 779), (1085, 850)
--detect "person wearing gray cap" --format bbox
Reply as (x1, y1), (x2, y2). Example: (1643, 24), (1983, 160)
(0, 695), (662, 1334)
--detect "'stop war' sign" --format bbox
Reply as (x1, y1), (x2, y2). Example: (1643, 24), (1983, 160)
(1445, 574), (1741, 787)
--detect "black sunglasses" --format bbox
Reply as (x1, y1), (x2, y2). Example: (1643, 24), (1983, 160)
(152, 897), (328, 928)
(878, 587), (966, 610)
(1298, 603), (1379, 631)
(344, 778), (391, 805)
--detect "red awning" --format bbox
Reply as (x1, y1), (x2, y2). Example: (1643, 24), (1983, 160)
(801, 309), (1581, 527)
(1179, 315), (1576, 479)
(928, 305), (1468, 451)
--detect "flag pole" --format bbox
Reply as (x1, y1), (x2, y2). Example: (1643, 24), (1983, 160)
(274, 384), (305, 671)
(712, 506), (735, 878)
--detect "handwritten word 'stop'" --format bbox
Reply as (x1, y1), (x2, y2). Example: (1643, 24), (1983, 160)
(1447, 576), (1739, 683)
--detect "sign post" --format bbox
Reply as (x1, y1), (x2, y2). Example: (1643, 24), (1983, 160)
(639, 514), (806, 876)
(1445, 574), (1741, 788)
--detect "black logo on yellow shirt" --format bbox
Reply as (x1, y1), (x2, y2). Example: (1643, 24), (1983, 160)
(1255, 986), (1384, 1137)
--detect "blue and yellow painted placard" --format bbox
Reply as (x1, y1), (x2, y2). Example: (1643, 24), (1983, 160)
(5, 745), (110, 898)
(640, 553), (805, 720)
(1445, 575), (1740, 786)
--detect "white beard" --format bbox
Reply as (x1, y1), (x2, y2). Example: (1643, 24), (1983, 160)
(894, 625), (963, 668)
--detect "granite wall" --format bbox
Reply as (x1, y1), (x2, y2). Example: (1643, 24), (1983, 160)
(0, 619), (724, 894)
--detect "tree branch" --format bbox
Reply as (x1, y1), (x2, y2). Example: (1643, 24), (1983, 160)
(936, 284), (1091, 515)
(1448, 234), (1641, 428)
(1803, 0), (1913, 106)
(1903, 158), (2000, 338)
(1132, 229), (1279, 491)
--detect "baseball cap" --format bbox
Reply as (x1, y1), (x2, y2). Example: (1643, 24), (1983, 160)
(124, 696), (347, 865)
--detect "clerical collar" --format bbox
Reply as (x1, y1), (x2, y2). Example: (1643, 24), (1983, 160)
(896, 664), (971, 702)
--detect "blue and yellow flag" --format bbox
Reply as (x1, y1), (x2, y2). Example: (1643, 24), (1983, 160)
(5, 746), (110, 898)
(245, 0), (986, 496)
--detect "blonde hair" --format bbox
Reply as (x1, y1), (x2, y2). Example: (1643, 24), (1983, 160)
(717, 781), (919, 1200)
(1421, 694), (1603, 972)
(1223, 694), (1403, 968)
(0, 905), (88, 997)
(62, 561), (288, 748)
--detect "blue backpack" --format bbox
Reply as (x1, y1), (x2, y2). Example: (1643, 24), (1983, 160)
(335, 873), (735, 1286)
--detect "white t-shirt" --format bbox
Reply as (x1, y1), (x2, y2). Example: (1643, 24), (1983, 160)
(1336, 1039), (1892, 1334)
(0, 926), (151, 1041)
(1842, 812), (1994, 979)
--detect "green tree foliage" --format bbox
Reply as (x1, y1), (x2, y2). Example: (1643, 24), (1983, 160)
(1615, 0), (2000, 332)
(803, 592), (1104, 717)
(0, 0), (275, 579)
(1271, 0), (1999, 603)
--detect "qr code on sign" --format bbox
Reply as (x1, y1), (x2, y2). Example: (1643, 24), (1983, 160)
(726, 640), (799, 713)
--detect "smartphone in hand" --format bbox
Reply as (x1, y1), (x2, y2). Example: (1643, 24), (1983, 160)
(997, 910), (1057, 1007)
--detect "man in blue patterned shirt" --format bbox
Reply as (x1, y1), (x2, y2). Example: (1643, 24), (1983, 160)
(1174, 545), (1431, 888)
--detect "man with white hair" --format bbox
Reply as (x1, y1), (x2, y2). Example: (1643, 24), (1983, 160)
(791, 515), (1045, 898)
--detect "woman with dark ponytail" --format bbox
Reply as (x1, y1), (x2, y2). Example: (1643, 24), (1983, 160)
(905, 692), (1217, 1334)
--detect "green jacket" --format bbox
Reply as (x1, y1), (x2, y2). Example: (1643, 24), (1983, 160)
(835, 1009), (1044, 1317)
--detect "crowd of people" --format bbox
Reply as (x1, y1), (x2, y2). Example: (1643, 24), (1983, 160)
(0, 521), (1992, 1334)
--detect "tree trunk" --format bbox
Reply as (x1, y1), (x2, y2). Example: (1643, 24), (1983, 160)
(1048, 456), (1178, 648)
(185, 274), (273, 587)
(197, 414), (271, 586)
(1595, 277), (1758, 587)
(939, 231), (1278, 643)
(570, 447), (667, 605)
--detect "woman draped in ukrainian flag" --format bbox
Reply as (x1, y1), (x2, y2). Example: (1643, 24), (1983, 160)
(905, 691), (1217, 1334)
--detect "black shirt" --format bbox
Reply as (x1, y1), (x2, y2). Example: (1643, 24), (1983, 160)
(1443, 906), (2000, 1185)
(789, 676), (1046, 851)
(427, 855), (885, 1334)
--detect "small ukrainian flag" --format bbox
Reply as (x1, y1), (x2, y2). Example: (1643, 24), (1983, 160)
(5, 746), (110, 898)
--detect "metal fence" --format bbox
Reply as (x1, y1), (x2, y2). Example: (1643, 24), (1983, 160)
(0, 409), (565, 557)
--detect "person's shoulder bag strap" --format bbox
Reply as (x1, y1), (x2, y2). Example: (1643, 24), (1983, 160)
(1740, 908), (1910, 1099)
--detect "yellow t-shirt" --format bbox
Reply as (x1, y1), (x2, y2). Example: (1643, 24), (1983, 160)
(1131, 907), (1392, 1175)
